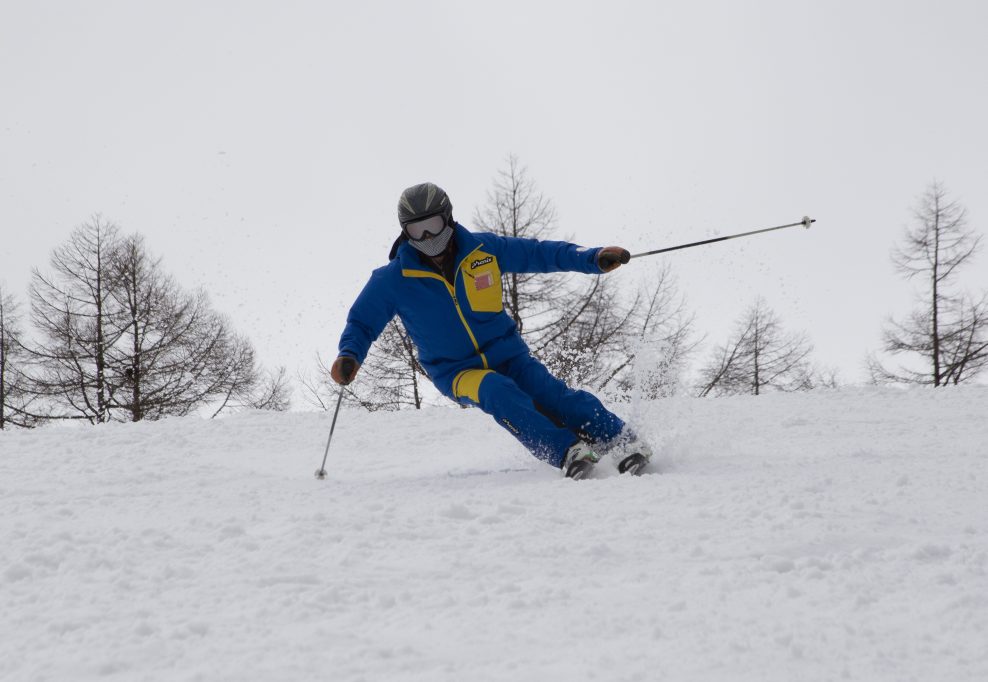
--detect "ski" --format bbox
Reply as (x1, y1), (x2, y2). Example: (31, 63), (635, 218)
(618, 453), (649, 476)
(564, 460), (595, 480)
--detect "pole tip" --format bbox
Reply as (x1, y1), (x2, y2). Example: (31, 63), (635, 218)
(314, 469), (327, 480)
(802, 216), (815, 229)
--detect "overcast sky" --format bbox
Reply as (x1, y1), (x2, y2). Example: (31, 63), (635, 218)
(2, 0), (987, 394)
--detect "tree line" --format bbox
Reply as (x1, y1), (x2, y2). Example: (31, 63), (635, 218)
(3, 167), (985, 429)
(0, 217), (289, 429)
(300, 160), (988, 413)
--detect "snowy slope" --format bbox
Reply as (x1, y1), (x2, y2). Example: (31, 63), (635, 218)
(2, 388), (987, 682)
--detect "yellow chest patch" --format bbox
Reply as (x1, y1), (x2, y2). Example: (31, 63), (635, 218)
(461, 249), (503, 313)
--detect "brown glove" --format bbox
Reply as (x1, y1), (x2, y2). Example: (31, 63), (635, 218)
(331, 356), (360, 385)
(597, 246), (631, 273)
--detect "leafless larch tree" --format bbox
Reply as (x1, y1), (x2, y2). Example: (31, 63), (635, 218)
(611, 265), (699, 399)
(868, 182), (988, 385)
(698, 298), (813, 397)
(0, 286), (38, 429)
(475, 155), (696, 395)
(107, 233), (289, 419)
(25, 217), (122, 422)
(23, 217), (289, 422)
(473, 153), (567, 338)
(302, 319), (425, 412)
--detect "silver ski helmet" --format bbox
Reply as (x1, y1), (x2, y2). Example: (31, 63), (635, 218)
(397, 182), (455, 257)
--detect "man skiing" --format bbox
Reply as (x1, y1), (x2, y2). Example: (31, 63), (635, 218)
(331, 182), (653, 479)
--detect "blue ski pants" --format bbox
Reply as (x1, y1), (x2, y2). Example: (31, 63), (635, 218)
(443, 353), (625, 468)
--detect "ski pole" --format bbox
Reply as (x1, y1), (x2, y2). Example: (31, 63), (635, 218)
(630, 216), (815, 260)
(314, 386), (345, 480)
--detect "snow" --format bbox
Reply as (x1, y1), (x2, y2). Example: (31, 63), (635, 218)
(2, 387), (987, 681)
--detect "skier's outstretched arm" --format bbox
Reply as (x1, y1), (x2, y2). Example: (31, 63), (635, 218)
(480, 232), (629, 275)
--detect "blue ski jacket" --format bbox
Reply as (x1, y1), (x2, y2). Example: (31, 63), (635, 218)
(338, 223), (604, 397)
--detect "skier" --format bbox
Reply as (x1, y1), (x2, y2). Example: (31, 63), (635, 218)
(331, 182), (653, 479)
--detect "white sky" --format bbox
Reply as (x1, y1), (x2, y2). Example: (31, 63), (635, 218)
(2, 0), (987, 391)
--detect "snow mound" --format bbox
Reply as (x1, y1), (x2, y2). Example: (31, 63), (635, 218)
(2, 387), (987, 681)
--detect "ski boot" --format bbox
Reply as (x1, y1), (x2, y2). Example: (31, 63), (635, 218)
(562, 441), (601, 480)
(615, 434), (654, 476)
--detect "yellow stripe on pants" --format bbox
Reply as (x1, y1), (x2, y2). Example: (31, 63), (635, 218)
(452, 369), (494, 403)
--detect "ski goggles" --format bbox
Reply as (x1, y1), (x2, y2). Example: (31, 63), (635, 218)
(403, 214), (447, 241)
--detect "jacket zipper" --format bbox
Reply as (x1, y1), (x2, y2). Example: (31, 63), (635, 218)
(401, 244), (489, 369)
(449, 264), (489, 369)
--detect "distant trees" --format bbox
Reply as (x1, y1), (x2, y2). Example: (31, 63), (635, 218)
(0, 287), (36, 429)
(698, 298), (813, 396)
(0, 288), (14, 429)
(869, 182), (988, 385)
(17, 216), (289, 424)
(298, 172), (985, 410)
(537, 265), (697, 397)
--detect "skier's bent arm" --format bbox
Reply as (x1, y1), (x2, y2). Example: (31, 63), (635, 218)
(335, 269), (397, 383)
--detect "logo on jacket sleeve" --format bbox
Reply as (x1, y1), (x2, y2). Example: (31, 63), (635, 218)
(471, 256), (494, 269)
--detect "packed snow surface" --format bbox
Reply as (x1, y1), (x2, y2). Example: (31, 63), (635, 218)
(2, 387), (987, 681)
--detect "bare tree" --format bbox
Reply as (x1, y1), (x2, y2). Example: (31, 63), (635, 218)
(298, 357), (336, 412)
(348, 319), (426, 410)
(536, 269), (697, 396)
(0, 287), (15, 428)
(611, 266), (699, 398)
(25, 221), (289, 422)
(475, 155), (696, 394)
(248, 366), (292, 411)
(870, 182), (988, 385)
(939, 293), (988, 384)
(698, 298), (813, 396)
(0, 287), (37, 428)
(302, 319), (425, 412)
(203, 333), (291, 417)
(535, 276), (627, 387)
(25, 216), (122, 423)
(109, 234), (290, 419)
(811, 365), (842, 390)
(473, 154), (567, 337)
(105, 232), (170, 420)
